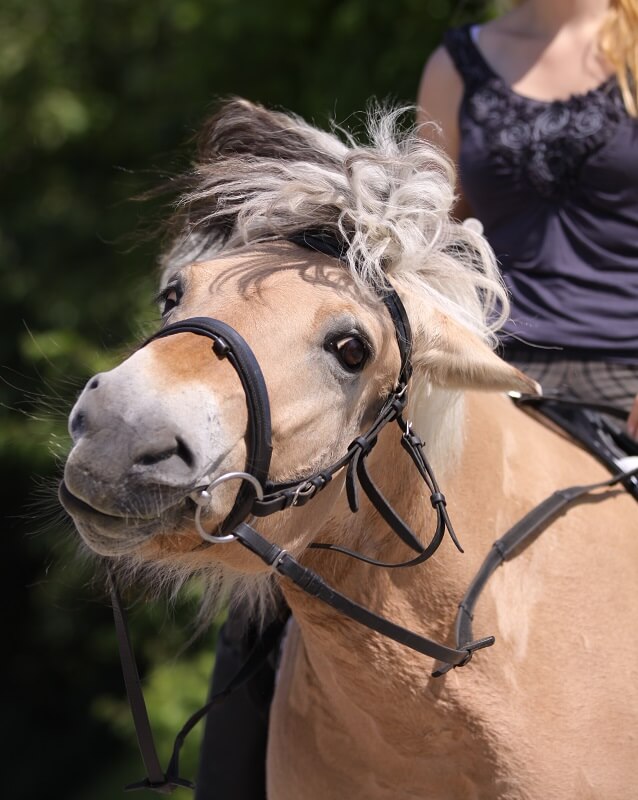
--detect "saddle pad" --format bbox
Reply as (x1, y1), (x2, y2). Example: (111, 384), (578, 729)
(523, 398), (638, 502)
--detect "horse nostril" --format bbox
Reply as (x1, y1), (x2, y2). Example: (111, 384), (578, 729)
(88, 377), (100, 390)
(175, 437), (195, 468)
(70, 411), (86, 438)
(135, 437), (195, 468)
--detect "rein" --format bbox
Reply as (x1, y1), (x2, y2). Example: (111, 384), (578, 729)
(105, 233), (638, 794)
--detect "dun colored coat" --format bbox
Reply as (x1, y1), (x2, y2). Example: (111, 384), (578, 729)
(60, 100), (638, 799)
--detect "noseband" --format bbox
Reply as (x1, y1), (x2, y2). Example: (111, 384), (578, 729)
(145, 315), (274, 537)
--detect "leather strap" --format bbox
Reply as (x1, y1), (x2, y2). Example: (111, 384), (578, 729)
(512, 392), (631, 421)
(144, 318), (273, 533)
(309, 415), (461, 567)
(287, 230), (412, 383)
(513, 392), (638, 499)
(107, 566), (183, 793)
(233, 521), (494, 666)
(109, 562), (289, 794)
(433, 462), (638, 677)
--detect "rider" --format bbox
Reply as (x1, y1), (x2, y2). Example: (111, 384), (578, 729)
(416, 0), (638, 438)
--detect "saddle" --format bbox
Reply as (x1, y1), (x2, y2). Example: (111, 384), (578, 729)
(512, 393), (638, 501)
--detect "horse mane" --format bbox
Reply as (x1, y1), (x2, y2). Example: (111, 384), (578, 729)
(161, 98), (509, 348)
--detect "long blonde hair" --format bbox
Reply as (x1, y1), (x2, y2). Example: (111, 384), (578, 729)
(600, 0), (638, 116)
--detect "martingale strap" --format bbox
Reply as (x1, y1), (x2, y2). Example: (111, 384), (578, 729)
(432, 394), (638, 677)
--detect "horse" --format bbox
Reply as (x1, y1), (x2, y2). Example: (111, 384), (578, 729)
(59, 99), (638, 799)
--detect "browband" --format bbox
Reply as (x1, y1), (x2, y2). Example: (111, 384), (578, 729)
(288, 230), (413, 384)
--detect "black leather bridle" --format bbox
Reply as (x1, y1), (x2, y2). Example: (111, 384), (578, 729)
(106, 232), (638, 793)
(142, 231), (485, 654)
(107, 232), (494, 793)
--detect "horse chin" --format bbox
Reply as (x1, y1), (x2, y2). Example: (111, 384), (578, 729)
(58, 480), (196, 557)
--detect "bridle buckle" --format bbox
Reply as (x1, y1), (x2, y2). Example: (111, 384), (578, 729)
(291, 481), (317, 507)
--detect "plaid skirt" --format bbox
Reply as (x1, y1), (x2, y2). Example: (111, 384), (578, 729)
(504, 346), (638, 414)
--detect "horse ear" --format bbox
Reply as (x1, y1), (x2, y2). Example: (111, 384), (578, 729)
(413, 310), (541, 394)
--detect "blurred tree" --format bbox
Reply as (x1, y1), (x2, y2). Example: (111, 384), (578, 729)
(0, 0), (490, 796)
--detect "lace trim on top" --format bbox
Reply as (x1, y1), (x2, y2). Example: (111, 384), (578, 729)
(443, 25), (626, 200)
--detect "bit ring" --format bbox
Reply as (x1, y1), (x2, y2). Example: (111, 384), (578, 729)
(193, 471), (264, 543)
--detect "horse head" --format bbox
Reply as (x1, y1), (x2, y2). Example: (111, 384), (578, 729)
(60, 99), (536, 600)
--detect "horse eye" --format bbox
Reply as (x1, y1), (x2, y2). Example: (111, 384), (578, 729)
(160, 287), (180, 316)
(334, 336), (368, 371)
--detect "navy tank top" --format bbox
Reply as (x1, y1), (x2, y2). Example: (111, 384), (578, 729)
(444, 24), (638, 361)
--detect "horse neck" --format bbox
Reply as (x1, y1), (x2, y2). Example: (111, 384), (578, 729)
(281, 389), (475, 685)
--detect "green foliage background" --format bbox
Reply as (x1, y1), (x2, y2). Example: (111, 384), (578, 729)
(2, 1), (489, 797)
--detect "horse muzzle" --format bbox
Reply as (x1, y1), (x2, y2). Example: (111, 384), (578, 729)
(60, 337), (248, 551)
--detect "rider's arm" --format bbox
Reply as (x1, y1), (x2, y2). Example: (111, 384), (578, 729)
(416, 46), (472, 220)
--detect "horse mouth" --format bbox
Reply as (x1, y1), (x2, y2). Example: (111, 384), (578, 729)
(58, 480), (187, 549)
(59, 480), (132, 523)
(59, 480), (212, 559)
